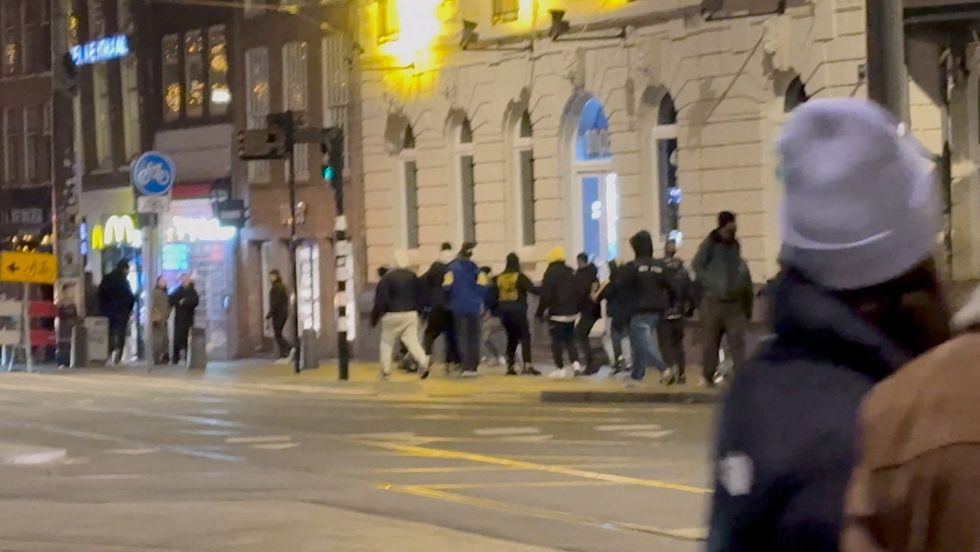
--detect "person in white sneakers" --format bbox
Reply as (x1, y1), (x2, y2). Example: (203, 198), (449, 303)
(371, 250), (430, 379)
(535, 246), (582, 378)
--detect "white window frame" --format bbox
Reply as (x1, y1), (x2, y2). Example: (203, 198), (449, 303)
(649, 113), (678, 243)
(453, 118), (476, 244)
(400, 143), (419, 250)
(513, 112), (534, 247)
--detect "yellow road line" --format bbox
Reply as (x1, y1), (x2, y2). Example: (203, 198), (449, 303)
(381, 483), (707, 542)
(416, 480), (621, 490)
(368, 461), (669, 474)
(358, 441), (710, 495)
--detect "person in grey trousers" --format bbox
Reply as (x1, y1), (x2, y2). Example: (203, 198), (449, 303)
(692, 211), (753, 387)
(150, 276), (172, 365)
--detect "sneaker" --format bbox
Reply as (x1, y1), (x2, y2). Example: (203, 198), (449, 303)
(698, 377), (717, 388)
(380, 370), (391, 381)
(548, 367), (569, 379)
(274, 356), (292, 365)
(571, 361), (583, 376)
(419, 359), (431, 380)
(459, 370), (479, 378)
(505, 366), (518, 376)
(522, 364), (541, 376)
(660, 367), (676, 386)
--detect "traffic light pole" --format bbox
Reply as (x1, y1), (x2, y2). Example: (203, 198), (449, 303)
(284, 116), (302, 375)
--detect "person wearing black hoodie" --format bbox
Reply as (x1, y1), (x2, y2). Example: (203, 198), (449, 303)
(421, 242), (460, 369)
(372, 250), (429, 379)
(659, 238), (695, 383)
(536, 246), (580, 378)
(169, 273), (200, 364)
(488, 253), (540, 375)
(98, 259), (135, 365)
(620, 231), (674, 384)
(573, 253), (601, 374)
(596, 261), (630, 374)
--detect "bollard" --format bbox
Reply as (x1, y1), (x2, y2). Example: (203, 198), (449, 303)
(70, 324), (88, 368)
(188, 327), (207, 370)
(300, 329), (319, 371)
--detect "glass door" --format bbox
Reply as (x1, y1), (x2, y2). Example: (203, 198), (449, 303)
(579, 172), (620, 267)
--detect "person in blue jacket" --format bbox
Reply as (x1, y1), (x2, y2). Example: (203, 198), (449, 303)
(707, 99), (951, 551)
(443, 242), (488, 376)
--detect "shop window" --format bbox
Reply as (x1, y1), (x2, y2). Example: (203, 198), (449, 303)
(296, 243), (321, 333)
(492, 0), (519, 24)
(209, 25), (230, 116)
(377, 0), (399, 44)
(246, 46), (270, 182)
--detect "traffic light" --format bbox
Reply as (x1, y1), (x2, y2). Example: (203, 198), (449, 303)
(320, 128), (344, 190)
(236, 128), (287, 160)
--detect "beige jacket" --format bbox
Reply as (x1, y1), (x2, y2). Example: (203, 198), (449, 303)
(842, 291), (980, 552)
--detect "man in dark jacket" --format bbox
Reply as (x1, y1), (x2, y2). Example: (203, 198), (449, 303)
(488, 253), (539, 376)
(535, 246), (580, 379)
(693, 210), (753, 386)
(266, 270), (291, 361)
(659, 239), (694, 383)
(372, 250), (429, 379)
(708, 98), (951, 552)
(421, 242), (459, 370)
(597, 261), (630, 374)
(443, 242), (487, 376)
(620, 231), (674, 384)
(573, 253), (600, 374)
(169, 273), (200, 364)
(98, 259), (135, 365)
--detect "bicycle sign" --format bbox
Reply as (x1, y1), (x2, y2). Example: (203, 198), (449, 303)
(131, 151), (176, 196)
(0, 251), (57, 285)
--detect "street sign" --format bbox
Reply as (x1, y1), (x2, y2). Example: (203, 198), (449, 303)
(137, 195), (171, 214)
(0, 251), (58, 285)
(131, 151), (176, 196)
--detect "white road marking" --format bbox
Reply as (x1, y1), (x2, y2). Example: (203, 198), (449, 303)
(501, 434), (554, 443)
(625, 430), (675, 439)
(347, 432), (418, 441)
(224, 435), (292, 444)
(594, 424), (662, 432)
(107, 448), (160, 455)
(181, 429), (237, 437)
(0, 443), (67, 466)
(250, 442), (301, 450)
(474, 427), (540, 437)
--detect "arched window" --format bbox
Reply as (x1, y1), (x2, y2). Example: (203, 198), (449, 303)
(784, 76), (809, 113)
(576, 97), (612, 162)
(654, 94), (680, 241)
(514, 110), (535, 245)
(569, 95), (618, 265)
(401, 125), (419, 248)
(454, 116), (477, 243)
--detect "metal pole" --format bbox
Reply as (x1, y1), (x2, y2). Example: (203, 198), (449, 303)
(866, 0), (909, 121)
(286, 114), (301, 374)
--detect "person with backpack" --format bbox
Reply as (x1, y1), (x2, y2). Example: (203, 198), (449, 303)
(488, 253), (540, 375)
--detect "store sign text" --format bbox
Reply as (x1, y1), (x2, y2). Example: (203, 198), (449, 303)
(70, 34), (130, 66)
(91, 215), (143, 251)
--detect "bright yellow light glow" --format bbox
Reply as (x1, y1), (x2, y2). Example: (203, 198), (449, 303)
(379, 0), (442, 69)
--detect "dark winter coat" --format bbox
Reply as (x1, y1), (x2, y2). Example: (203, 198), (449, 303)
(170, 285), (200, 330)
(597, 266), (630, 329)
(489, 254), (536, 313)
(619, 231), (673, 315)
(535, 261), (579, 320)
(574, 263), (601, 319)
(371, 267), (422, 326)
(663, 257), (694, 320)
(98, 269), (135, 327)
(693, 229), (753, 317)
(443, 257), (487, 316)
(421, 260), (450, 311)
(268, 280), (289, 325)
(707, 270), (909, 552)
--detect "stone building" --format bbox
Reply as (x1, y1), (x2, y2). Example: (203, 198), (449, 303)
(355, 0), (868, 283)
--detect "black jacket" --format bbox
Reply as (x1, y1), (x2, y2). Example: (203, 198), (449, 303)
(663, 257), (694, 319)
(707, 271), (909, 552)
(597, 267), (630, 327)
(97, 269), (135, 325)
(268, 281), (289, 324)
(535, 261), (578, 319)
(489, 255), (536, 313)
(574, 263), (601, 319)
(170, 285), (200, 329)
(371, 267), (421, 326)
(619, 231), (673, 315)
(420, 260), (450, 311)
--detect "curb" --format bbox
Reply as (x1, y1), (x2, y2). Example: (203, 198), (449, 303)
(539, 390), (720, 404)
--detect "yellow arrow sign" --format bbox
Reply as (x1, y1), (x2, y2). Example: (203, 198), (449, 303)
(0, 251), (58, 285)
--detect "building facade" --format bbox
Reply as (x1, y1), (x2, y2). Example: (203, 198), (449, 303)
(356, 0), (868, 284)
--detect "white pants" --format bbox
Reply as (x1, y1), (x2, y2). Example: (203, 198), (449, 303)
(380, 311), (428, 374)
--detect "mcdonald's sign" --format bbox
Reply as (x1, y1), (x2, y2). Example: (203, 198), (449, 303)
(91, 215), (142, 251)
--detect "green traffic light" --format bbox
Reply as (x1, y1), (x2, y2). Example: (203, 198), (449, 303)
(322, 165), (335, 181)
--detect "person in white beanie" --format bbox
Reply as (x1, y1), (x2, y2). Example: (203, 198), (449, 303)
(708, 98), (951, 552)
(371, 250), (430, 379)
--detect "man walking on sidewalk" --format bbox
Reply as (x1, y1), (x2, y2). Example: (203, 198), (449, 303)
(659, 239), (694, 384)
(536, 246), (581, 379)
(371, 250), (430, 379)
(573, 253), (601, 374)
(98, 259), (135, 365)
(443, 242), (487, 376)
(693, 211), (753, 387)
(266, 270), (292, 363)
(620, 231), (674, 384)
(488, 253), (540, 375)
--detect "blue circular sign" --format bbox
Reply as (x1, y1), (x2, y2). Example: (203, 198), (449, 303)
(131, 151), (176, 196)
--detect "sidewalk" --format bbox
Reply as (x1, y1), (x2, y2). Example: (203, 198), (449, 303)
(46, 359), (720, 404)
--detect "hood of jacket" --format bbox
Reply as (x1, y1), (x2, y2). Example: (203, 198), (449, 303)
(505, 253), (520, 273)
(770, 271), (908, 381)
(630, 231), (654, 258)
(546, 246), (566, 264)
(393, 249), (410, 269)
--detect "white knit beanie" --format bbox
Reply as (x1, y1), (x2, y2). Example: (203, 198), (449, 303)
(777, 98), (939, 290)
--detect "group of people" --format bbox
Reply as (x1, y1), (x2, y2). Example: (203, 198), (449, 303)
(708, 98), (980, 550)
(97, 259), (199, 366)
(370, 209), (754, 386)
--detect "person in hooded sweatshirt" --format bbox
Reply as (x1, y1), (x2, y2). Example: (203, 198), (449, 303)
(573, 253), (601, 374)
(98, 259), (136, 365)
(535, 246), (581, 379)
(596, 260), (631, 374)
(371, 250), (429, 379)
(619, 231), (675, 384)
(659, 238), (695, 384)
(488, 253), (540, 375)
(443, 242), (487, 376)
(708, 98), (951, 552)
(421, 242), (460, 371)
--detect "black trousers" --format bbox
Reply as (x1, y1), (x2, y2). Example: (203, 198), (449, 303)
(423, 306), (459, 364)
(657, 317), (687, 378)
(549, 320), (578, 368)
(498, 308), (532, 367)
(108, 319), (127, 363)
(454, 313), (481, 372)
(173, 322), (191, 362)
(574, 314), (598, 370)
(272, 317), (290, 358)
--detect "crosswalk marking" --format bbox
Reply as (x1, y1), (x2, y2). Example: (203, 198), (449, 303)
(474, 427), (539, 436)
(625, 430), (675, 439)
(594, 424), (662, 432)
(224, 435), (291, 444)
